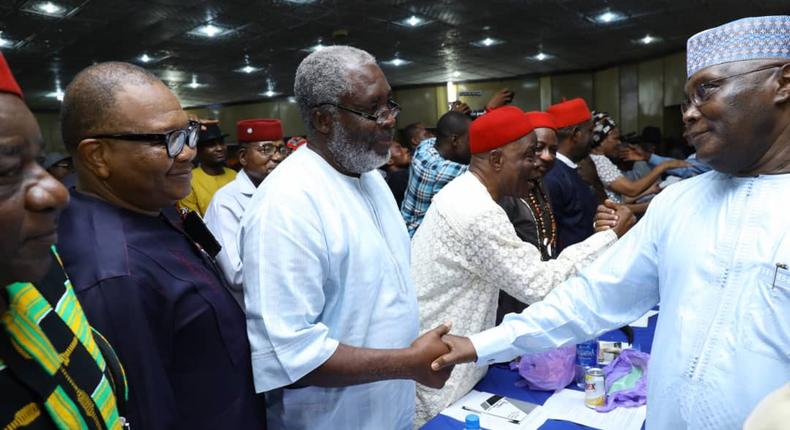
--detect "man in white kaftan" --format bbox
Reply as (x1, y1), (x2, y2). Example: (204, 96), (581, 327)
(431, 16), (790, 430)
(412, 109), (632, 424)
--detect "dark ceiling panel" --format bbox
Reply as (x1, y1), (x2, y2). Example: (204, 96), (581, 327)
(1, 0), (787, 111)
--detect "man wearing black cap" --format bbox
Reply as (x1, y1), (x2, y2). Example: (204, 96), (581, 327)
(179, 121), (236, 216)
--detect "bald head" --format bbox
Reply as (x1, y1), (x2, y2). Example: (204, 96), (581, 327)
(60, 61), (163, 153)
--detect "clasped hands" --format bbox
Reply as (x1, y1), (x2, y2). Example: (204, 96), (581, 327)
(408, 322), (479, 387)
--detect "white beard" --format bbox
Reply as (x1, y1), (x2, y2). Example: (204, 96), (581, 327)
(326, 125), (390, 174)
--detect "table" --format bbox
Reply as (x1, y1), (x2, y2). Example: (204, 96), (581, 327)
(421, 311), (658, 430)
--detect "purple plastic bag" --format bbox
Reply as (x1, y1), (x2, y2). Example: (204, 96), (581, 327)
(510, 345), (576, 391)
(595, 349), (650, 412)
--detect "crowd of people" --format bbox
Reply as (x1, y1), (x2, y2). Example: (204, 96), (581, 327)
(0, 14), (788, 430)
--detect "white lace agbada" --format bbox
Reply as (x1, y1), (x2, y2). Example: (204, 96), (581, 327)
(412, 171), (617, 425)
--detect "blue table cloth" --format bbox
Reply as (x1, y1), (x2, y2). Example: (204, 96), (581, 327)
(422, 311), (658, 430)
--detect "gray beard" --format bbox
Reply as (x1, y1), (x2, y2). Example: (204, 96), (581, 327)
(326, 126), (390, 174)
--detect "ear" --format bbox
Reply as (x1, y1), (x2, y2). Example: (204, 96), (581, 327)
(76, 138), (112, 179)
(237, 146), (249, 168)
(312, 108), (332, 136)
(774, 63), (790, 105)
(488, 148), (504, 172)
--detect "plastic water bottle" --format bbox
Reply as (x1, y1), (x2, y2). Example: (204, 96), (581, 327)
(575, 338), (599, 388)
(464, 413), (481, 429)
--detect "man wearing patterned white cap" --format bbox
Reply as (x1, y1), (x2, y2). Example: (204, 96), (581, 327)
(431, 16), (790, 429)
(205, 118), (286, 304)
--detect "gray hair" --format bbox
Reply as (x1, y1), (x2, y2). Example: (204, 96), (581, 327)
(294, 45), (376, 138)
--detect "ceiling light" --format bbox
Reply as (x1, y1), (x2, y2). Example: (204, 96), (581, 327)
(640, 34), (658, 44)
(596, 11), (624, 23)
(0, 32), (12, 48)
(383, 58), (411, 67)
(46, 89), (64, 101)
(186, 74), (205, 89)
(471, 37), (504, 48)
(452, 71), (461, 77)
(139, 54), (151, 63)
(23, 1), (70, 17)
(531, 52), (553, 61)
(261, 90), (281, 98)
(396, 15), (430, 27)
(37, 1), (63, 14)
(236, 65), (261, 74)
(189, 23), (230, 38)
(303, 42), (326, 52)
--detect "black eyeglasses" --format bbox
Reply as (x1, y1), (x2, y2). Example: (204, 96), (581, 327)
(250, 142), (289, 156)
(314, 99), (401, 125)
(89, 120), (200, 158)
(681, 64), (785, 114)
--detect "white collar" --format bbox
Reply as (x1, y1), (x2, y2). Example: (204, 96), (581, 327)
(556, 152), (578, 169)
(237, 169), (257, 197)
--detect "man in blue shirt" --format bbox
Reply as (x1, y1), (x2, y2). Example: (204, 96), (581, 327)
(56, 62), (265, 430)
(543, 98), (599, 253)
(401, 111), (471, 237)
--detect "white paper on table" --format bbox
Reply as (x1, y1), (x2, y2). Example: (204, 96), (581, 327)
(540, 389), (646, 430)
(629, 309), (659, 328)
(440, 390), (548, 430)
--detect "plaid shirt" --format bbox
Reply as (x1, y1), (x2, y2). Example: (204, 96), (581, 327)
(401, 138), (468, 237)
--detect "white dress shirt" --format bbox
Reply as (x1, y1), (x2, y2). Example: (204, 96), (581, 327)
(470, 171), (790, 429)
(204, 169), (257, 305)
(240, 146), (419, 430)
(411, 171), (616, 425)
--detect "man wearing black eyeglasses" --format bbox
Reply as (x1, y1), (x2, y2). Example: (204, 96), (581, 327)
(55, 61), (266, 430)
(205, 118), (286, 304)
(240, 45), (452, 430)
(431, 15), (790, 430)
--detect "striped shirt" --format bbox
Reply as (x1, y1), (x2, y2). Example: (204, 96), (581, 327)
(0, 246), (126, 430)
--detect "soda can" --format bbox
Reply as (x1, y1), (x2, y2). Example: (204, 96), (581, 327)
(584, 368), (606, 408)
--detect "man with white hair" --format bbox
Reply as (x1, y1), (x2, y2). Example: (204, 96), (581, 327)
(240, 45), (452, 429)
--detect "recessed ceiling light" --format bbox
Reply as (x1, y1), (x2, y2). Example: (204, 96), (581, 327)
(261, 90), (281, 98)
(236, 65), (261, 74)
(186, 74), (205, 89)
(396, 15), (430, 27)
(531, 52), (553, 61)
(303, 42), (326, 52)
(24, 1), (70, 17)
(0, 32), (13, 48)
(596, 11), (624, 23)
(383, 58), (411, 67)
(640, 34), (659, 44)
(139, 54), (152, 63)
(471, 37), (504, 48)
(46, 89), (64, 101)
(37, 1), (63, 14)
(189, 23), (230, 38)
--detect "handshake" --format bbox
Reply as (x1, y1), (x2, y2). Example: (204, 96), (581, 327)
(405, 323), (480, 388)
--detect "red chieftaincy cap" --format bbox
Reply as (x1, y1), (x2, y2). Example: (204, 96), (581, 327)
(469, 106), (537, 154)
(546, 98), (591, 128)
(0, 53), (23, 98)
(236, 119), (283, 143)
(525, 111), (557, 130)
